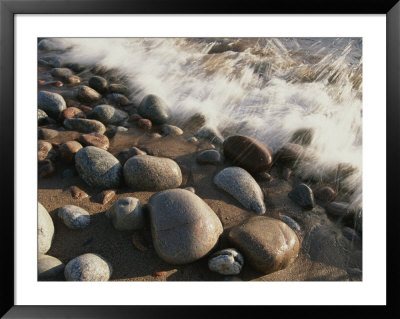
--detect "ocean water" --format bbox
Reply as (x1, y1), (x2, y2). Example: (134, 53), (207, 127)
(50, 37), (362, 208)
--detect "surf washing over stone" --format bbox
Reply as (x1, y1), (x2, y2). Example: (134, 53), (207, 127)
(50, 37), (363, 208)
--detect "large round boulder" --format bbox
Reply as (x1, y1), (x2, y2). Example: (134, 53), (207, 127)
(64, 253), (112, 281)
(214, 167), (266, 215)
(123, 155), (182, 191)
(106, 197), (144, 231)
(137, 94), (170, 125)
(75, 146), (122, 189)
(38, 91), (66, 119)
(92, 104), (128, 125)
(148, 189), (223, 264)
(223, 135), (273, 172)
(38, 202), (54, 255)
(228, 216), (299, 274)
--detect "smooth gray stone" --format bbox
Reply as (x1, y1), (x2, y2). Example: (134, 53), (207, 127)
(51, 68), (73, 78)
(38, 202), (54, 255)
(77, 85), (102, 103)
(75, 146), (122, 189)
(89, 76), (108, 93)
(64, 118), (106, 134)
(208, 248), (244, 275)
(109, 83), (128, 95)
(138, 94), (170, 125)
(161, 124), (183, 136)
(38, 255), (65, 280)
(148, 189), (223, 264)
(288, 183), (315, 209)
(107, 93), (130, 106)
(279, 215), (301, 233)
(38, 39), (60, 51)
(123, 155), (182, 191)
(106, 197), (144, 231)
(38, 109), (49, 125)
(229, 216), (300, 274)
(64, 253), (112, 281)
(196, 150), (221, 165)
(196, 127), (223, 145)
(214, 167), (266, 215)
(38, 91), (66, 119)
(92, 104), (128, 125)
(290, 128), (314, 146)
(58, 205), (90, 230)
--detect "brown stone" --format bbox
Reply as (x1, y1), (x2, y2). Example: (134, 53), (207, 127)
(314, 185), (337, 202)
(69, 185), (89, 200)
(131, 232), (149, 252)
(59, 141), (83, 163)
(65, 75), (81, 85)
(53, 81), (63, 87)
(78, 105), (93, 114)
(223, 135), (273, 172)
(128, 114), (143, 122)
(38, 140), (55, 161)
(78, 133), (109, 151)
(65, 99), (81, 108)
(39, 160), (56, 178)
(276, 143), (305, 167)
(96, 189), (116, 205)
(62, 107), (86, 120)
(137, 119), (152, 131)
(228, 216), (299, 274)
(38, 128), (58, 140)
(38, 79), (46, 85)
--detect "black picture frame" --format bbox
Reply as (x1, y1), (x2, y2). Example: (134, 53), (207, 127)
(1, 0), (399, 317)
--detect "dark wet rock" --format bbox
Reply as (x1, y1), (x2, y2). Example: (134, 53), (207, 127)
(123, 155), (182, 191)
(64, 118), (106, 134)
(38, 140), (56, 161)
(342, 227), (362, 248)
(223, 135), (273, 173)
(51, 67), (73, 79)
(78, 105), (93, 114)
(109, 83), (128, 95)
(38, 128), (59, 140)
(62, 107), (85, 120)
(228, 216), (300, 274)
(288, 183), (315, 209)
(77, 85), (102, 103)
(58, 205), (90, 230)
(38, 160), (56, 178)
(128, 114), (143, 122)
(276, 143), (305, 167)
(65, 75), (81, 85)
(138, 94), (170, 125)
(137, 119), (152, 131)
(38, 91), (66, 119)
(40, 56), (62, 68)
(148, 189), (223, 264)
(325, 202), (354, 219)
(161, 124), (183, 136)
(69, 185), (89, 200)
(279, 215), (301, 233)
(117, 147), (146, 165)
(38, 255), (65, 280)
(63, 62), (86, 73)
(107, 93), (130, 106)
(78, 132), (110, 151)
(38, 39), (60, 51)
(196, 127), (223, 145)
(314, 185), (337, 202)
(182, 113), (206, 132)
(38, 202), (54, 255)
(282, 167), (292, 181)
(75, 146), (122, 189)
(64, 253), (112, 281)
(208, 40), (247, 54)
(196, 150), (221, 165)
(254, 171), (273, 182)
(62, 168), (77, 178)
(208, 248), (244, 275)
(92, 104), (128, 125)
(106, 197), (144, 231)
(59, 141), (83, 163)
(89, 76), (108, 93)
(214, 167), (266, 215)
(96, 189), (116, 205)
(290, 128), (314, 146)
(38, 109), (49, 125)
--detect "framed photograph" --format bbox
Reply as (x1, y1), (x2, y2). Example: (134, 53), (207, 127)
(1, 0), (398, 317)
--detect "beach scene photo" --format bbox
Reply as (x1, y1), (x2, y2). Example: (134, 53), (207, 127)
(37, 37), (362, 282)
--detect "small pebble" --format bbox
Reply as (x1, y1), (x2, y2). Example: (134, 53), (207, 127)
(69, 185), (88, 200)
(96, 189), (116, 205)
(208, 248), (244, 275)
(155, 271), (167, 277)
(128, 114), (143, 122)
(196, 150), (221, 165)
(288, 183), (315, 209)
(58, 205), (90, 230)
(131, 232), (149, 251)
(314, 185), (337, 202)
(187, 136), (198, 143)
(38, 160), (56, 178)
(137, 118), (152, 131)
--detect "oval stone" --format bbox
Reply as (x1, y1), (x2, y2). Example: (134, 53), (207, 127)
(106, 197), (144, 231)
(161, 124), (183, 136)
(62, 107), (85, 120)
(89, 76), (108, 93)
(92, 104), (128, 125)
(58, 205), (90, 230)
(223, 135), (273, 172)
(78, 132), (109, 151)
(64, 118), (106, 134)
(51, 68), (73, 79)
(38, 140), (55, 161)
(148, 189), (223, 264)
(288, 183), (315, 209)
(38, 202), (54, 255)
(123, 155), (182, 191)
(276, 143), (305, 167)
(77, 85), (102, 103)
(314, 185), (337, 202)
(138, 94), (170, 125)
(75, 146), (122, 189)
(208, 248), (244, 275)
(214, 167), (266, 215)
(196, 150), (221, 165)
(228, 216), (300, 274)
(38, 255), (65, 280)
(38, 91), (66, 119)
(64, 253), (112, 281)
